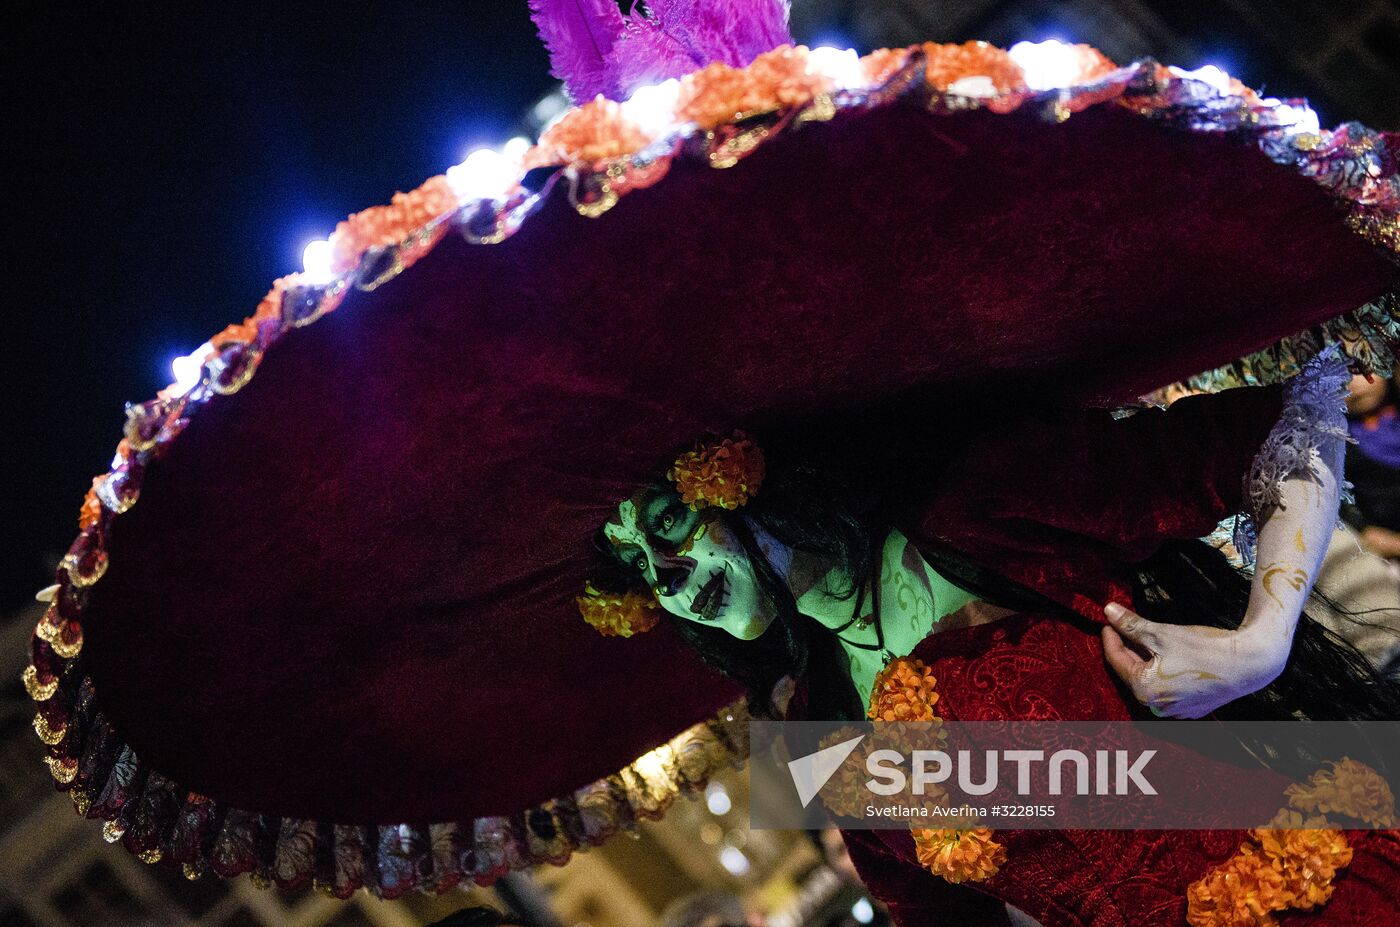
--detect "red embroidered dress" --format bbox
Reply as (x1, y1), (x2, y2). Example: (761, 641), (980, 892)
(809, 371), (1400, 925)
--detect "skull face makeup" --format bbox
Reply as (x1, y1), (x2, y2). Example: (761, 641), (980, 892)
(603, 486), (783, 640)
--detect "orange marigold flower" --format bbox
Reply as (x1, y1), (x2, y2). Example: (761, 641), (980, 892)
(921, 41), (1025, 95)
(1187, 824), (1353, 927)
(817, 727), (900, 818)
(861, 47), (914, 85)
(1286, 757), (1397, 827)
(78, 477), (104, 530)
(1264, 808), (1330, 831)
(328, 175), (458, 273)
(668, 432), (765, 511)
(210, 320), (260, 349)
(676, 46), (832, 130)
(677, 61), (757, 129)
(911, 827), (1006, 883)
(536, 96), (652, 165)
(868, 657), (941, 722)
(1187, 849), (1289, 927)
(746, 46), (833, 109)
(577, 583), (660, 638)
(1253, 828), (1352, 910)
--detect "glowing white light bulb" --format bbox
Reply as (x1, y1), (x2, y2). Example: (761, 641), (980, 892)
(1172, 64), (1234, 94)
(622, 79), (681, 137)
(503, 136), (531, 162)
(705, 781), (732, 816)
(447, 148), (518, 202)
(301, 240), (334, 285)
(170, 341), (215, 394)
(718, 846), (750, 875)
(808, 46), (864, 89)
(1008, 40), (1081, 91)
(851, 898), (876, 924)
(1270, 101), (1320, 135)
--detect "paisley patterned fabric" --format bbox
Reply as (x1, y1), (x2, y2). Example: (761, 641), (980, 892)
(824, 380), (1400, 925)
(842, 616), (1400, 926)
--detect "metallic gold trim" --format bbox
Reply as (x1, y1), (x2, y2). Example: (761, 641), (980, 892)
(103, 821), (126, 843)
(45, 755), (77, 784)
(289, 296), (331, 329)
(35, 615), (60, 643)
(796, 93), (837, 125)
(72, 789), (92, 816)
(208, 349), (260, 396)
(183, 863), (203, 881)
(1349, 211), (1400, 258)
(50, 626), (83, 660)
(138, 849), (163, 864)
(568, 170), (619, 218)
(33, 712), (66, 746)
(61, 550), (109, 588)
(707, 125), (771, 169)
(23, 665), (58, 701)
(354, 248), (406, 292)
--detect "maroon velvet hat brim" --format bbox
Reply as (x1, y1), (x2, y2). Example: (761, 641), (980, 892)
(44, 91), (1398, 835)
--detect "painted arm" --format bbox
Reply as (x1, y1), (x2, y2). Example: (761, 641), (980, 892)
(1103, 349), (1350, 718)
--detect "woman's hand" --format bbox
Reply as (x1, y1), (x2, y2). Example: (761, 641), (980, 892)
(1101, 603), (1287, 718)
(1102, 351), (1349, 719)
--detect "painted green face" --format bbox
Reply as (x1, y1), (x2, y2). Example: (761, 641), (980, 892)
(602, 485), (779, 640)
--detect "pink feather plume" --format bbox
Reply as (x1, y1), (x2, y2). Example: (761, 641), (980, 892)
(530, 0), (794, 103)
(641, 0), (792, 69)
(528, 0), (629, 101)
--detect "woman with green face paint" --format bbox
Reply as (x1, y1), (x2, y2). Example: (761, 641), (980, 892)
(584, 350), (1400, 927)
(592, 350), (1392, 722)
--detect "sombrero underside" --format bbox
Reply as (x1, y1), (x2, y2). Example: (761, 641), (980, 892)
(25, 49), (1400, 896)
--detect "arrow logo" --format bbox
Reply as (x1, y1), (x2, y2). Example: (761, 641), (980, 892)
(787, 734), (865, 807)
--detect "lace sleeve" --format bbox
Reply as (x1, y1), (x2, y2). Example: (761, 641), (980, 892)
(1232, 345), (1353, 563)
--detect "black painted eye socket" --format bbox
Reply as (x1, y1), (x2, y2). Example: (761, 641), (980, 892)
(661, 513), (675, 531)
(634, 555), (649, 574)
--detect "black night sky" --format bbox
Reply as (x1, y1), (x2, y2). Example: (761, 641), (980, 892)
(10, 3), (554, 607)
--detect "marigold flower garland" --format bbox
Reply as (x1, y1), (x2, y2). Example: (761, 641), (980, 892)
(528, 42), (1126, 166)
(533, 96), (652, 166)
(1185, 757), (1396, 927)
(328, 175), (459, 274)
(676, 46), (834, 130)
(817, 727), (882, 819)
(1284, 757), (1396, 828)
(911, 826), (1008, 885)
(920, 41), (1025, 96)
(869, 657), (1006, 885)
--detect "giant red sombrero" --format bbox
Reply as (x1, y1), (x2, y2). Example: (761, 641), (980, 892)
(24, 2), (1400, 899)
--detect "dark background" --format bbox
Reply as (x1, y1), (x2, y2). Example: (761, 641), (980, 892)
(8, 0), (1400, 611)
